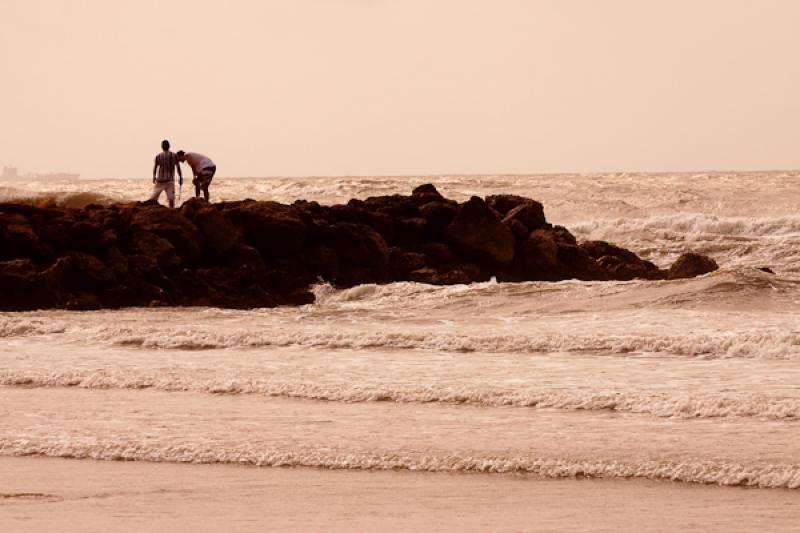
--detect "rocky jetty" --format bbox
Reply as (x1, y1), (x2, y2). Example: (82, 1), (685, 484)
(0, 185), (718, 311)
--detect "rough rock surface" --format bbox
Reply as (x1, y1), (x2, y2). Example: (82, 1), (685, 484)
(444, 196), (516, 264)
(667, 252), (720, 280)
(0, 185), (719, 310)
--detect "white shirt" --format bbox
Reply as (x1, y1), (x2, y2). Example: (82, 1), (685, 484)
(184, 152), (215, 174)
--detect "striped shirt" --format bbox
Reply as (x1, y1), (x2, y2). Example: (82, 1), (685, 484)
(154, 150), (179, 182)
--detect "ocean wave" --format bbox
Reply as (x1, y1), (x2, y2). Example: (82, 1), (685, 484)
(571, 214), (800, 272)
(312, 268), (798, 309)
(573, 213), (800, 239)
(0, 318), (67, 337)
(0, 188), (117, 208)
(103, 329), (800, 359)
(2, 314), (798, 359)
(3, 370), (800, 420)
(2, 439), (797, 489)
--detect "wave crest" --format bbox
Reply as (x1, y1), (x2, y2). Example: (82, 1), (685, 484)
(3, 370), (800, 420)
(2, 439), (797, 488)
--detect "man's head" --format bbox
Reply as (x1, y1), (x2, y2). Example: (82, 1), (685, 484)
(176, 150), (185, 162)
(161, 139), (170, 151)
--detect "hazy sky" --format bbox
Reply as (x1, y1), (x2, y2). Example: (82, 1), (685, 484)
(1, 0), (799, 179)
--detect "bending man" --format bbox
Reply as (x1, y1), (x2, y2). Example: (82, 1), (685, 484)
(151, 139), (182, 208)
(177, 150), (216, 201)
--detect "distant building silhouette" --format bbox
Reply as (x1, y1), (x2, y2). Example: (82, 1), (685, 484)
(2, 166), (18, 180)
(1, 166), (78, 181)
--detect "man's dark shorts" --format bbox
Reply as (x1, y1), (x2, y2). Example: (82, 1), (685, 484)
(194, 166), (216, 188)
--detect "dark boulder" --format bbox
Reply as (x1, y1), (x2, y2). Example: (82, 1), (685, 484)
(581, 240), (639, 263)
(444, 196), (515, 264)
(178, 196), (208, 220)
(595, 255), (662, 281)
(222, 244), (269, 285)
(582, 240), (664, 281)
(66, 220), (103, 252)
(408, 264), (478, 285)
(418, 242), (457, 266)
(194, 207), (243, 255)
(132, 206), (204, 264)
(418, 201), (458, 236)
(556, 243), (601, 281)
(128, 231), (182, 272)
(359, 195), (417, 217)
(305, 244), (339, 281)
(667, 253), (719, 279)
(37, 211), (83, 249)
(97, 229), (118, 249)
(394, 217), (427, 244)
(389, 249), (429, 281)
(127, 254), (162, 280)
(0, 213), (39, 261)
(60, 251), (117, 291)
(224, 201), (307, 258)
(439, 263), (483, 284)
(551, 225), (578, 246)
(327, 205), (396, 244)
(504, 218), (530, 241)
(485, 194), (538, 216)
(515, 229), (559, 280)
(0, 259), (50, 310)
(411, 183), (443, 197)
(502, 201), (547, 232)
(101, 246), (129, 277)
(64, 292), (103, 311)
(325, 222), (390, 285)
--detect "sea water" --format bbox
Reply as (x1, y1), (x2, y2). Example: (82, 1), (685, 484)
(1, 172), (800, 488)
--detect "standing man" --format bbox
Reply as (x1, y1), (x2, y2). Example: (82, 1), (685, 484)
(150, 139), (182, 208)
(177, 150), (216, 201)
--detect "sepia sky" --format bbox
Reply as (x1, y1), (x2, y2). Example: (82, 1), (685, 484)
(1, 0), (799, 179)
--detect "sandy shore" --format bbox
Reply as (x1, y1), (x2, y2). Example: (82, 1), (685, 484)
(1, 456), (798, 532)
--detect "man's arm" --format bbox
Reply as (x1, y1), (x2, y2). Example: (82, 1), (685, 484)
(176, 159), (183, 185)
(153, 157), (159, 183)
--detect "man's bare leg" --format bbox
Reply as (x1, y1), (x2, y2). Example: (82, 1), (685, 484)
(202, 185), (210, 201)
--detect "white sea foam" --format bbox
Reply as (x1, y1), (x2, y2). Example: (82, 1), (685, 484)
(2, 439), (798, 489)
(0, 318), (67, 337)
(0, 186), (117, 208)
(2, 270), (798, 359)
(100, 329), (800, 359)
(3, 370), (800, 420)
(571, 213), (800, 271)
(3, 315), (798, 359)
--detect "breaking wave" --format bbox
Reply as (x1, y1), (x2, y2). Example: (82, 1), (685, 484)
(0, 318), (67, 337)
(99, 329), (800, 359)
(3, 370), (800, 420)
(0, 187), (117, 208)
(311, 268), (798, 309)
(571, 213), (800, 272)
(2, 439), (798, 489)
(3, 318), (796, 359)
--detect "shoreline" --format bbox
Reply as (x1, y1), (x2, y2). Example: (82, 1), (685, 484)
(2, 456), (798, 532)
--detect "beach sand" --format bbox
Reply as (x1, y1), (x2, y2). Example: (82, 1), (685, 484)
(1, 456), (797, 532)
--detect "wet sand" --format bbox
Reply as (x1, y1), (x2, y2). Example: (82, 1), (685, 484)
(1, 456), (798, 532)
